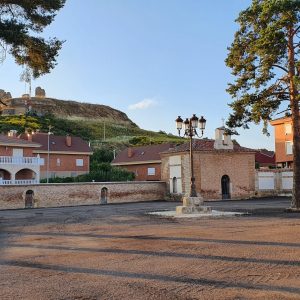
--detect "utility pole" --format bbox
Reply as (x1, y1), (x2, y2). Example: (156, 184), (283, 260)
(103, 122), (106, 141)
(46, 125), (53, 183)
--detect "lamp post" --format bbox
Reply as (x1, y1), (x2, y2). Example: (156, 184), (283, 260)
(46, 125), (53, 183)
(175, 114), (206, 197)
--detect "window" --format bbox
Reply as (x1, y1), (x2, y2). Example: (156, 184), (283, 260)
(13, 148), (23, 157)
(39, 158), (45, 166)
(286, 141), (293, 155)
(76, 159), (84, 167)
(172, 177), (177, 193)
(285, 123), (292, 135)
(56, 158), (61, 166)
(147, 167), (155, 176)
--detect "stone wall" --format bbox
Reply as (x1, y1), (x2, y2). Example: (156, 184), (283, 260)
(199, 152), (255, 199)
(161, 151), (256, 200)
(0, 181), (166, 210)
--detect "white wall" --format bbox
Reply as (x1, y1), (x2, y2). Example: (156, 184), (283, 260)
(256, 170), (293, 195)
(169, 155), (182, 194)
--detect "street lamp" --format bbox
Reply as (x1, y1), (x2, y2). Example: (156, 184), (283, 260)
(175, 114), (206, 197)
(46, 125), (53, 183)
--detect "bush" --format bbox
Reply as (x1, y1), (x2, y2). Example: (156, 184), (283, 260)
(40, 164), (135, 183)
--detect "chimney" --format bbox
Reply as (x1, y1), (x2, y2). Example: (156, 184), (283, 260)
(128, 148), (133, 158)
(66, 135), (72, 147)
(214, 127), (233, 150)
(27, 133), (32, 142)
(8, 130), (17, 137)
(223, 133), (233, 147)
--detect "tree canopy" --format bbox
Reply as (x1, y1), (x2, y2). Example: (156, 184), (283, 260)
(0, 0), (66, 78)
(226, 0), (300, 208)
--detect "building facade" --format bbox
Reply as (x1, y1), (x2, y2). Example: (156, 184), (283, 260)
(0, 134), (41, 185)
(161, 128), (256, 200)
(29, 133), (92, 179)
(0, 131), (92, 184)
(112, 143), (174, 181)
(270, 116), (293, 168)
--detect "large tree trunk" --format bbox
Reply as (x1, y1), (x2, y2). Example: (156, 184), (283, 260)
(288, 28), (300, 209)
(290, 96), (300, 209)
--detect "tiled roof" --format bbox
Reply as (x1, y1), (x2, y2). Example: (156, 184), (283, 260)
(112, 143), (174, 165)
(0, 134), (41, 147)
(162, 139), (255, 154)
(28, 133), (92, 153)
(255, 149), (275, 164)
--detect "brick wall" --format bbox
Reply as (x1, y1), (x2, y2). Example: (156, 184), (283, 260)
(0, 181), (166, 210)
(161, 151), (255, 200)
(198, 152), (255, 199)
(0, 146), (34, 156)
(273, 122), (293, 164)
(39, 153), (90, 179)
(119, 163), (161, 181)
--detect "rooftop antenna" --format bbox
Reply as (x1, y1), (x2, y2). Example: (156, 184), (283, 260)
(221, 118), (225, 127)
(20, 67), (31, 96)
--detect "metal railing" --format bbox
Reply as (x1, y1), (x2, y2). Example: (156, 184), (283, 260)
(0, 156), (40, 165)
(0, 179), (39, 185)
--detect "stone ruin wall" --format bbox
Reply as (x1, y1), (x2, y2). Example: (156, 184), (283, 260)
(0, 181), (167, 210)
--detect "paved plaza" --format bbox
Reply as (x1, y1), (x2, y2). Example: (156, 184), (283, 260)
(0, 198), (300, 299)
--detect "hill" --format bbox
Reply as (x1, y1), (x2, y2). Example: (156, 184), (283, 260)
(0, 93), (183, 150)
(0, 94), (137, 127)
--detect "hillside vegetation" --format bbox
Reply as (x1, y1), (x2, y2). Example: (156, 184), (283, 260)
(0, 96), (184, 150)
(0, 114), (183, 150)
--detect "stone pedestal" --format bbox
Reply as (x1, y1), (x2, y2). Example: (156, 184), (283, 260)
(176, 196), (211, 215)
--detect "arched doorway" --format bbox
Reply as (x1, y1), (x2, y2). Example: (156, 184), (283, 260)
(221, 175), (231, 199)
(15, 169), (36, 180)
(0, 169), (11, 183)
(100, 187), (108, 204)
(172, 177), (177, 193)
(25, 190), (34, 208)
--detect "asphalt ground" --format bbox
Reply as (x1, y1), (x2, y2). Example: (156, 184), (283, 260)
(0, 197), (300, 300)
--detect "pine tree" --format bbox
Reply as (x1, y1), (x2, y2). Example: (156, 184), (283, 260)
(0, 0), (66, 78)
(226, 0), (300, 209)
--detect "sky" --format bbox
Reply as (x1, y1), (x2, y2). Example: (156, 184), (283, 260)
(0, 0), (276, 150)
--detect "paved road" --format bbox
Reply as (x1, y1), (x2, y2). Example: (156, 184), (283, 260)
(1, 197), (300, 300)
(0, 196), (293, 226)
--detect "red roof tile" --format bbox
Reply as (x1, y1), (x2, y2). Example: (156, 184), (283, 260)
(112, 143), (174, 165)
(162, 139), (254, 154)
(23, 133), (92, 153)
(255, 150), (275, 164)
(0, 134), (41, 147)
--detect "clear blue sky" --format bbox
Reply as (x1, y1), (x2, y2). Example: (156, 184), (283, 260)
(0, 0), (275, 150)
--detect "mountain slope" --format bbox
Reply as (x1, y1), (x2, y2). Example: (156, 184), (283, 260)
(0, 96), (137, 127)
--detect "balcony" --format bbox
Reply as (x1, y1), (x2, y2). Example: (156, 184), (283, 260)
(0, 179), (39, 185)
(0, 156), (40, 165)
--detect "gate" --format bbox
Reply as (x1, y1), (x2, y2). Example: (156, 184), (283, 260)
(25, 190), (34, 208)
(221, 175), (231, 199)
(100, 187), (108, 204)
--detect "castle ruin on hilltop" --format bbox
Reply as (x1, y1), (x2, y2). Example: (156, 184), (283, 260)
(0, 87), (46, 116)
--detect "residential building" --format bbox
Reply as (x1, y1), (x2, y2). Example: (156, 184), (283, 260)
(160, 127), (256, 200)
(0, 133), (41, 184)
(254, 149), (276, 169)
(270, 116), (293, 168)
(28, 133), (92, 179)
(112, 143), (174, 181)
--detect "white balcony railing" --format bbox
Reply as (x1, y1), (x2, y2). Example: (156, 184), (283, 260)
(0, 179), (39, 185)
(0, 156), (40, 165)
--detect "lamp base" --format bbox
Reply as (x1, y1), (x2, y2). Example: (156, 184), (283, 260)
(176, 196), (211, 215)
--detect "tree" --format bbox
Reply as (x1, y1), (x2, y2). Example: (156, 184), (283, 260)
(0, 0), (65, 79)
(226, 0), (300, 209)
